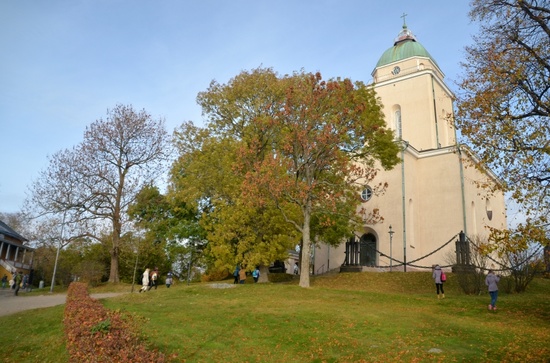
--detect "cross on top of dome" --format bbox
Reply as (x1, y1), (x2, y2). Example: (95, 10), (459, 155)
(394, 12), (417, 45)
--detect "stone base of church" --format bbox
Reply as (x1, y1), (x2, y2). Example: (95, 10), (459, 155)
(340, 265), (362, 273)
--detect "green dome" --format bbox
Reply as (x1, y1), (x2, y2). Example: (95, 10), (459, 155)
(375, 25), (436, 68)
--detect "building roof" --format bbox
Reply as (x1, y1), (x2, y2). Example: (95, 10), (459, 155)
(375, 24), (438, 68)
(0, 220), (28, 243)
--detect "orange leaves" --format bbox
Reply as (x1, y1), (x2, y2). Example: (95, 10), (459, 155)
(64, 282), (165, 362)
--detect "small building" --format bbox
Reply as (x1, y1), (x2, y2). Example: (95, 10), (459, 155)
(0, 220), (34, 279)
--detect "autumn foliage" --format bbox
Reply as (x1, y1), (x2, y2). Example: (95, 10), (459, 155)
(63, 282), (165, 362)
(172, 68), (400, 287)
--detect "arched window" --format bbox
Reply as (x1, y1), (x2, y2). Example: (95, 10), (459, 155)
(395, 109), (402, 138)
(485, 199), (493, 221)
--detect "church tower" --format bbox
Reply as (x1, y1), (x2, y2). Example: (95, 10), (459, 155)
(372, 22), (456, 151)
(313, 21), (507, 273)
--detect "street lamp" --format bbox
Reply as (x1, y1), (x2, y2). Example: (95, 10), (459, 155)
(131, 243), (139, 293)
(388, 225), (395, 272)
(50, 212), (66, 293)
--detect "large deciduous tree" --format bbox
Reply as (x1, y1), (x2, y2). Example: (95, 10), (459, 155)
(456, 1), (550, 234)
(181, 68), (400, 287)
(25, 104), (169, 283)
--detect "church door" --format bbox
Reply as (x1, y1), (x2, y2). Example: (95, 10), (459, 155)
(360, 233), (377, 266)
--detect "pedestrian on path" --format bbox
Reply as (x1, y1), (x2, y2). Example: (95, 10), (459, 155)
(14, 271), (22, 296)
(252, 266), (260, 283)
(1, 274), (7, 289)
(485, 269), (500, 311)
(150, 268), (159, 290)
(239, 266), (247, 284)
(139, 268), (150, 293)
(233, 265), (240, 284)
(432, 264), (445, 299)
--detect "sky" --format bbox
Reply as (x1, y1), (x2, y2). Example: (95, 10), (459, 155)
(0, 0), (478, 214)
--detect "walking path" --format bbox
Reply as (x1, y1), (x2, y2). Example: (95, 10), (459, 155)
(0, 287), (124, 317)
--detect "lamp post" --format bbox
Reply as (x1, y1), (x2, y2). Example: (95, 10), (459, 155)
(388, 225), (395, 272)
(50, 212), (66, 293)
(131, 243), (139, 293)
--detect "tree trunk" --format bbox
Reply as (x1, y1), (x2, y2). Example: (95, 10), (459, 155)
(109, 248), (120, 283)
(299, 203), (311, 288)
(109, 207), (122, 283)
(108, 227), (120, 282)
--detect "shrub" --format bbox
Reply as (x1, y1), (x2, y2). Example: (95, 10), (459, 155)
(201, 268), (230, 282)
(64, 282), (165, 362)
(268, 273), (294, 283)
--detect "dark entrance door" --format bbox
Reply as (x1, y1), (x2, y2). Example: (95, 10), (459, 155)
(360, 233), (377, 266)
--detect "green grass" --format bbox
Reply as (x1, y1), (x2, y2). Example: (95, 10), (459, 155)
(1, 272), (549, 362)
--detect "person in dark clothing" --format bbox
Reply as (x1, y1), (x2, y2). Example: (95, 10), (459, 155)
(149, 268), (159, 290)
(14, 271), (22, 296)
(233, 265), (240, 284)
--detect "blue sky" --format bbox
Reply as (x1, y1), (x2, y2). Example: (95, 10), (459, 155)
(0, 0), (476, 214)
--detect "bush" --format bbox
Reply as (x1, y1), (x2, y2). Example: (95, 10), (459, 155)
(64, 282), (165, 362)
(268, 273), (295, 283)
(201, 268), (230, 282)
(454, 267), (485, 295)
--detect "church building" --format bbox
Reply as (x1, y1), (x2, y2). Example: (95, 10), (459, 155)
(313, 21), (507, 273)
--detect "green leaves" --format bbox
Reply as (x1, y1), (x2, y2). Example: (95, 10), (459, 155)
(171, 68), (400, 286)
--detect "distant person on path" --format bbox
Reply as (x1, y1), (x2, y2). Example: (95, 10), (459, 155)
(150, 268), (159, 290)
(239, 266), (247, 284)
(165, 272), (173, 288)
(139, 268), (150, 293)
(485, 269), (500, 311)
(294, 262), (299, 275)
(1, 274), (6, 289)
(432, 264), (445, 299)
(14, 271), (22, 296)
(233, 265), (240, 284)
(252, 266), (260, 283)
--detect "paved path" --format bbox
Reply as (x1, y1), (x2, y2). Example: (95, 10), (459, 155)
(0, 288), (124, 317)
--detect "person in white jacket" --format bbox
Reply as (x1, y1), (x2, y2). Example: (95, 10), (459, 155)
(139, 268), (150, 293)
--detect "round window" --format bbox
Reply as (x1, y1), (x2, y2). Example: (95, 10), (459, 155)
(361, 186), (373, 201)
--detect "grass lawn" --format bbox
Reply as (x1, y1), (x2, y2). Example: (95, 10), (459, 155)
(1, 272), (549, 362)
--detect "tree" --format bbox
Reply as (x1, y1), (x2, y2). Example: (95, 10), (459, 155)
(194, 68), (400, 287)
(170, 121), (301, 275)
(25, 104), (170, 282)
(456, 1), (550, 233)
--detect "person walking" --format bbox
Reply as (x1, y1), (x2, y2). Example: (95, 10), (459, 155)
(485, 269), (500, 311)
(432, 264), (445, 299)
(252, 266), (260, 283)
(139, 268), (150, 293)
(1, 274), (7, 289)
(165, 272), (173, 288)
(238, 266), (247, 284)
(13, 271), (22, 296)
(233, 265), (240, 284)
(150, 268), (159, 290)
(22, 274), (29, 290)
